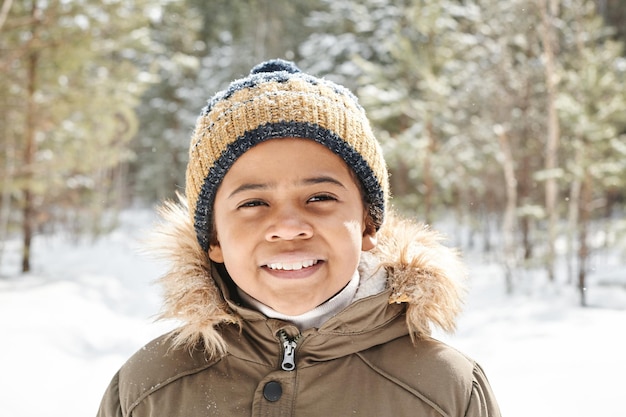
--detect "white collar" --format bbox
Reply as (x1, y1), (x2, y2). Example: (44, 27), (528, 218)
(236, 251), (388, 330)
(237, 269), (360, 331)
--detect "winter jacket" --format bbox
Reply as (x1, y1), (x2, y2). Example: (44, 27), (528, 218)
(97, 202), (501, 417)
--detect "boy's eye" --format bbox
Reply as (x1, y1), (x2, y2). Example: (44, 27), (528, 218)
(238, 200), (267, 209)
(308, 194), (337, 203)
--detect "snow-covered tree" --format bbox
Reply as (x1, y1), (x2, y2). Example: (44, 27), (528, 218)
(0, 0), (152, 271)
(557, 0), (626, 305)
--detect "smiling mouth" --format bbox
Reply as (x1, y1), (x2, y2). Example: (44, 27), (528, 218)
(266, 259), (319, 271)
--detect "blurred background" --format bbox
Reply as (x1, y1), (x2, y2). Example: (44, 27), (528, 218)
(2, 0), (626, 302)
(2, 0), (626, 301)
(1, 1), (626, 416)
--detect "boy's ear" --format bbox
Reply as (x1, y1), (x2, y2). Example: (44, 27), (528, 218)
(361, 230), (377, 251)
(361, 212), (378, 251)
(208, 243), (224, 263)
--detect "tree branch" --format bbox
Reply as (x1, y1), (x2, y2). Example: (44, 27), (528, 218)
(0, 0), (14, 32)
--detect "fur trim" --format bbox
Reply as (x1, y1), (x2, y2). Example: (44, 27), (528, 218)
(148, 197), (240, 358)
(149, 196), (466, 356)
(373, 214), (467, 340)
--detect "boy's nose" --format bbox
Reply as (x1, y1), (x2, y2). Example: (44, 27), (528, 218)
(265, 208), (313, 242)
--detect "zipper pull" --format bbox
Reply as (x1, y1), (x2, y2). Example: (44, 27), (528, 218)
(279, 331), (298, 371)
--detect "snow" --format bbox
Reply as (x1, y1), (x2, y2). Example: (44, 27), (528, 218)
(1, 210), (625, 417)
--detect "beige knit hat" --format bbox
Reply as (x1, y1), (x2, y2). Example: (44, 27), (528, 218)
(185, 59), (389, 251)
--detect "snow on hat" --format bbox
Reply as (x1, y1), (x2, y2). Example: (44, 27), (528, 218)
(185, 59), (389, 251)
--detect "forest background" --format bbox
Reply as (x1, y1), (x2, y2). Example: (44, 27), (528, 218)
(1, 0), (626, 306)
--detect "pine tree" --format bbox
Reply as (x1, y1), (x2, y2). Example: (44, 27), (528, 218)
(557, 0), (626, 305)
(0, 0), (151, 272)
(350, 0), (478, 223)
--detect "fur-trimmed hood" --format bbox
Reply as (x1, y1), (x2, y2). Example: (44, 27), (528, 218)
(149, 198), (467, 358)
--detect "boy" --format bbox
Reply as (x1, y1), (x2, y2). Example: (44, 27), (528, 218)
(97, 59), (501, 416)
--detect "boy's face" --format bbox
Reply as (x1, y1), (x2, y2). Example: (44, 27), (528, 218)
(209, 138), (377, 316)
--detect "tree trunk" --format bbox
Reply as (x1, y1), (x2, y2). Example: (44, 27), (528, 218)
(577, 170), (592, 307)
(0, 102), (15, 270)
(538, 0), (561, 282)
(496, 127), (517, 294)
(423, 118), (436, 225)
(566, 142), (583, 285)
(21, 2), (40, 273)
(389, 158), (409, 203)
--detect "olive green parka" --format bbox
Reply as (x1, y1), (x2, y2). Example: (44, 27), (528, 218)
(97, 201), (501, 417)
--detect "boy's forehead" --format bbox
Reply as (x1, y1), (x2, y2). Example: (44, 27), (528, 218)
(220, 138), (359, 187)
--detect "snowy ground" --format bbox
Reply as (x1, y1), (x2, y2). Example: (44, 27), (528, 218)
(1, 210), (625, 417)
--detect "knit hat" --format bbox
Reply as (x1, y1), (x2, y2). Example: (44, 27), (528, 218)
(185, 59), (389, 251)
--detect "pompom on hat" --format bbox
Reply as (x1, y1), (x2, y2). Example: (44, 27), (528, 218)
(185, 59), (390, 251)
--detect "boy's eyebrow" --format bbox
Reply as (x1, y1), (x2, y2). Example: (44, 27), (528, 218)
(301, 175), (346, 188)
(227, 176), (346, 199)
(227, 183), (269, 199)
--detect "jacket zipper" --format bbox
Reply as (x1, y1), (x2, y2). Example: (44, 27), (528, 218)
(278, 330), (300, 371)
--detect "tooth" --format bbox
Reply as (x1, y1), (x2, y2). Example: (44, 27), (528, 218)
(267, 260), (319, 270)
